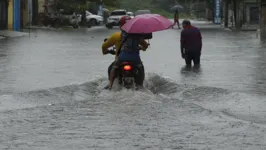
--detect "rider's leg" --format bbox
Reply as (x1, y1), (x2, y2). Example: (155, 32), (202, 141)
(108, 61), (115, 80)
(108, 61), (119, 89)
(104, 61), (115, 89)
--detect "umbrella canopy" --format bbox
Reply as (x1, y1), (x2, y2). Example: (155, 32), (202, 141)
(170, 5), (184, 12)
(121, 14), (173, 34)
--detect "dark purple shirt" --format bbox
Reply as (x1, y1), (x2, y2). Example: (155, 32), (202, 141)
(180, 26), (202, 52)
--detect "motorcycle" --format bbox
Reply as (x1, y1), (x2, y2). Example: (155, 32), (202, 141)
(104, 38), (144, 89)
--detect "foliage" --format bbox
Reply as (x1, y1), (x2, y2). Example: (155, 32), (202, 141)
(53, 0), (208, 18)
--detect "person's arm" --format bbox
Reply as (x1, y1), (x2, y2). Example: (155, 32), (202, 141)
(102, 35), (115, 55)
(139, 39), (149, 51)
(180, 30), (185, 56)
(199, 30), (202, 52)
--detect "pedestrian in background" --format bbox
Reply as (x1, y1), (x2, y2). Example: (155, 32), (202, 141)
(180, 20), (202, 67)
(173, 10), (181, 29)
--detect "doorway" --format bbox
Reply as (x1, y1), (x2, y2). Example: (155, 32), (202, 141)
(0, 0), (8, 30)
(250, 6), (259, 24)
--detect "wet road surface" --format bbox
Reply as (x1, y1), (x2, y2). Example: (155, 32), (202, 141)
(0, 22), (266, 149)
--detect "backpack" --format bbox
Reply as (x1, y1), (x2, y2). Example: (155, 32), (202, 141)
(117, 31), (152, 55)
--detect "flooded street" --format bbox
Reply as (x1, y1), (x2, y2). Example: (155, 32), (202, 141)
(0, 22), (266, 149)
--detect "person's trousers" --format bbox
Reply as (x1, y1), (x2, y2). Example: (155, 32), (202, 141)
(185, 51), (201, 66)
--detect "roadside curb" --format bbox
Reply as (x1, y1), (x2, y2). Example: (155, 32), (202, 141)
(0, 30), (29, 39)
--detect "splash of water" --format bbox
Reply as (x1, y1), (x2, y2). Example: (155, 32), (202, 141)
(0, 73), (265, 124)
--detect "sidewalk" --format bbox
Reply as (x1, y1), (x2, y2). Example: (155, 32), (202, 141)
(222, 24), (259, 31)
(0, 30), (29, 39)
(240, 24), (259, 31)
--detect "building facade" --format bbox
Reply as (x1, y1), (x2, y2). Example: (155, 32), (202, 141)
(222, 0), (259, 29)
(0, 0), (8, 30)
(243, 0), (259, 24)
(1, 0), (36, 31)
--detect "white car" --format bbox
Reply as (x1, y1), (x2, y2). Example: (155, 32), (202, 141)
(85, 11), (103, 27)
(106, 9), (127, 29)
(127, 12), (134, 18)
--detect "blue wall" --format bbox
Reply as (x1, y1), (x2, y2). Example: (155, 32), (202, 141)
(13, 0), (20, 31)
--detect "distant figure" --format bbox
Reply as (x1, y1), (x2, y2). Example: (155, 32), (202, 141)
(82, 9), (86, 25)
(180, 20), (202, 67)
(103, 11), (109, 24)
(173, 10), (181, 29)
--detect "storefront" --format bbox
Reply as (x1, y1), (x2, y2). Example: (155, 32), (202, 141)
(6, 0), (33, 31)
(245, 2), (259, 24)
(0, 0), (8, 30)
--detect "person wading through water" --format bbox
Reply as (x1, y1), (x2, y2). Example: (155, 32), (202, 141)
(180, 20), (202, 67)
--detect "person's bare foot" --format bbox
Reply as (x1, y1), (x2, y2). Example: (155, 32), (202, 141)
(104, 84), (112, 90)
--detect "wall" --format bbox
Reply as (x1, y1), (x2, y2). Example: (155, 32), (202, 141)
(260, 1), (266, 38)
(244, 0), (257, 2)
(21, 0), (34, 27)
(13, 0), (20, 31)
(7, 0), (34, 31)
(0, 0), (8, 30)
(224, 0), (245, 28)
(38, 0), (44, 13)
(226, 1), (235, 27)
(32, 0), (39, 25)
(22, 0), (30, 27)
(8, 0), (13, 30)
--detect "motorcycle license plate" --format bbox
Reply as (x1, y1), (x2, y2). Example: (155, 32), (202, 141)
(124, 77), (133, 83)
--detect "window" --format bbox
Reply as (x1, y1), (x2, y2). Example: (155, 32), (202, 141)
(110, 11), (126, 16)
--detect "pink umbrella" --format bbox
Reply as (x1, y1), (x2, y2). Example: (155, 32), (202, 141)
(121, 14), (173, 33)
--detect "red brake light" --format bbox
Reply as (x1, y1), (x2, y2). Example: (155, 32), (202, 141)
(123, 65), (132, 71)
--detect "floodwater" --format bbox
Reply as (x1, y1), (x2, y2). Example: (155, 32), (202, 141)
(0, 22), (266, 149)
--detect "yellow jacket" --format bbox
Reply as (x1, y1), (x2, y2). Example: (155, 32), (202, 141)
(102, 31), (149, 60)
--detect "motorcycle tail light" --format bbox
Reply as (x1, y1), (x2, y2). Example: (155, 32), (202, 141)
(123, 65), (132, 71)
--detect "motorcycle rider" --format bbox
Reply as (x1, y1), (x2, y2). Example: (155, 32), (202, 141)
(102, 16), (149, 90)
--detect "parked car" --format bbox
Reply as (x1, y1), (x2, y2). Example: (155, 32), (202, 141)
(135, 10), (151, 16)
(106, 9), (127, 29)
(85, 11), (103, 28)
(127, 12), (134, 18)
